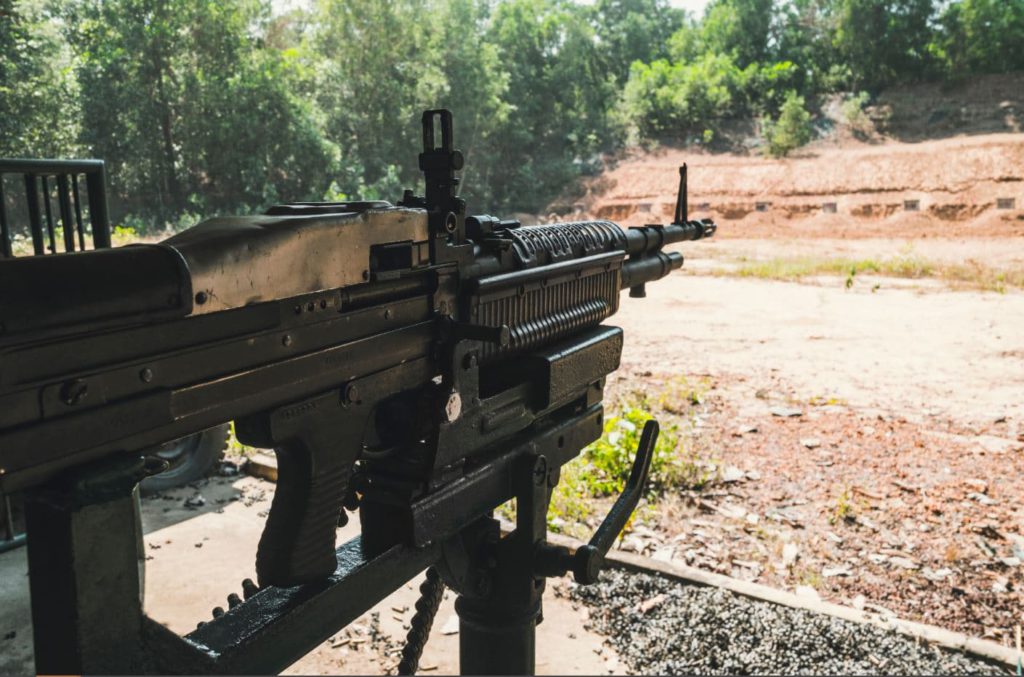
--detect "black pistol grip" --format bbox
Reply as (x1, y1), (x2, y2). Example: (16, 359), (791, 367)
(236, 393), (363, 588)
(256, 434), (353, 587)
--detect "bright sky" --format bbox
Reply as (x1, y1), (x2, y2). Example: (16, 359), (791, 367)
(670, 0), (712, 17)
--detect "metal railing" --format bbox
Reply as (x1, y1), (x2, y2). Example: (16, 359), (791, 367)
(0, 159), (113, 552)
(0, 159), (111, 257)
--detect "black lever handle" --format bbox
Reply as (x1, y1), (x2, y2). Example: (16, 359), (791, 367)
(536, 419), (659, 584)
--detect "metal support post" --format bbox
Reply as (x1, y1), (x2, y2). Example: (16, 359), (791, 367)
(23, 455), (148, 674)
(456, 455), (552, 675)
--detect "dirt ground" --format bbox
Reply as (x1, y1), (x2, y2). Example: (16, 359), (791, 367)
(564, 112), (1023, 650)
(598, 228), (1024, 648)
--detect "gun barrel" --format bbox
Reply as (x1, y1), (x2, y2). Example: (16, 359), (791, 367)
(622, 220), (715, 256)
(620, 251), (683, 289)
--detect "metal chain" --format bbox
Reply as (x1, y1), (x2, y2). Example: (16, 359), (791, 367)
(397, 567), (446, 675)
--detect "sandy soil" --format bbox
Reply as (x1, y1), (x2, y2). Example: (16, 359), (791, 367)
(614, 270), (1024, 425)
(602, 261), (1024, 645)
(683, 236), (1024, 272)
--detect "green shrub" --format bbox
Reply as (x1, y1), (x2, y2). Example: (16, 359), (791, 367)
(762, 90), (812, 157)
(618, 53), (742, 140)
(842, 91), (873, 135)
(580, 406), (713, 496)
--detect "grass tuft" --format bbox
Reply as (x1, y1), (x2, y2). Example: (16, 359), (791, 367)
(546, 376), (718, 533)
(718, 253), (1020, 292)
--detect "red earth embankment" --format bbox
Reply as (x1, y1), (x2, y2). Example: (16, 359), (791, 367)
(574, 134), (1024, 239)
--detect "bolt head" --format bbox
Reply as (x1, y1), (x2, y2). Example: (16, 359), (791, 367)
(533, 457), (548, 485)
(60, 379), (88, 406)
(444, 391), (462, 422)
(343, 383), (360, 406)
(282, 334), (293, 347)
(139, 367), (154, 383)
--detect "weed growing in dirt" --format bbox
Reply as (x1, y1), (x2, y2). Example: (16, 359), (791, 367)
(546, 460), (597, 536)
(796, 565), (823, 589)
(807, 394), (847, 407)
(830, 485), (857, 525)
(656, 374), (713, 413)
(544, 376), (719, 533)
(111, 224), (139, 246)
(225, 422), (257, 460)
(582, 407), (683, 496)
(497, 462), (598, 539)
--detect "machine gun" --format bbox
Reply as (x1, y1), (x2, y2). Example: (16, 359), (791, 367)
(0, 109), (714, 674)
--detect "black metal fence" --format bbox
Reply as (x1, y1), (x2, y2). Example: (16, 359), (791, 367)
(0, 159), (111, 257)
(0, 159), (113, 552)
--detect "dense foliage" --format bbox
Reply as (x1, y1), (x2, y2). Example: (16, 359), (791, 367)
(762, 90), (812, 157)
(2, 0), (1022, 227)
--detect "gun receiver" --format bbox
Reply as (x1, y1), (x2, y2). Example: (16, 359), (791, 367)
(0, 109), (715, 674)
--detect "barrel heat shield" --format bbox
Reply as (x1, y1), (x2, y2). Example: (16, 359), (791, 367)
(502, 220), (626, 268)
(467, 250), (624, 364)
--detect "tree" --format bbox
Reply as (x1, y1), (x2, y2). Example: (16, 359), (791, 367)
(0, 0), (81, 157)
(833, 0), (936, 90)
(763, 89), (812, 156)
(699, 0), (775, 68)
(618, 54), (743, 140)
(774, 0), (841, 94)
(64, 0), (335, 226)
(305, 0), (428, 203)
(589, 0), (683, 84)
(485, 0), (618, 212)
(931, 0), (1024, 76)
(418, 0), (511, 210)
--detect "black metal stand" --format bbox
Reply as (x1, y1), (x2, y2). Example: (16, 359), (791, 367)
(19, 452), (447, 674)
(454, 422), (659, 676)
(24, 456), (148, 674)
(455, 455), (550, 676)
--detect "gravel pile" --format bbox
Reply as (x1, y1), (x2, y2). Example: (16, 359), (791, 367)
(568, 569), (1008, 675)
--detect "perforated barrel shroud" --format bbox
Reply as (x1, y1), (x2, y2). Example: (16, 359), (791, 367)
(469, 220), (628, 363)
